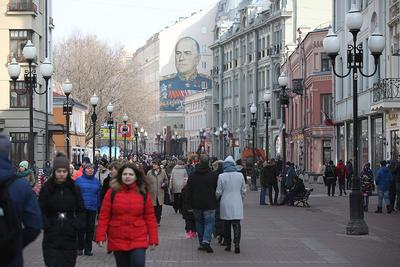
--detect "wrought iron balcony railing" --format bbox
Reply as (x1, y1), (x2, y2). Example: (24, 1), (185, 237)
(373, 78), (400, 103)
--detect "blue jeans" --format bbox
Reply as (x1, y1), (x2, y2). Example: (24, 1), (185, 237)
(194, 209), (215, 245)
(114, 249), (146, 267)
(259, 186), (269, 204)
(377, 190), (390, 208)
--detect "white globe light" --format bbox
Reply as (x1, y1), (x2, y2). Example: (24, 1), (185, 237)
(323, 28), (340, 55)
(123, 113), (129, 122)
(346, 4), (363, 31)
(250, 103), (257, 114)
(8, 58), (21, 79)
(368, 28), (385, 54)
(223, 122), (228, 129)
(134, 122), (139, 128)
(40, 58), (53, 79)
(278, 74), (288, 87)
(62, 79), (73, 95)
(107, 102), (113, 113)
(263, 91), (272, 102)
(22, 40), (36, 60)
(90, 94), (99, 106)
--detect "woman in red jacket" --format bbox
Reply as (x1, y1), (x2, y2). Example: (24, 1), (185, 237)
(95, 163), (159, 267)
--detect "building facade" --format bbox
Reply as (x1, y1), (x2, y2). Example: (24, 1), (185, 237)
(52, 92), (88, 165)
(0, 0), (54, 167)
(210, 0), (332, 160)
(333, 0), (387, 172)
(282, 28), (333, 174)
(184, 91), (213, 156)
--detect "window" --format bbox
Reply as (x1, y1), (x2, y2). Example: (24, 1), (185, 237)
(321, 94), (332, 124)
(323, 140), (332, 164)
(321, 53), (331, 72)
(10, 132), (29, 166)
(10, 30), (33, 61)
(201, 61), (207, 69)
(10, 81), (29, 108)
(201, 45), (207, 53)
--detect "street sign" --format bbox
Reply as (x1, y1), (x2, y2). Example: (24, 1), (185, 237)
(118, 123), (132, 138)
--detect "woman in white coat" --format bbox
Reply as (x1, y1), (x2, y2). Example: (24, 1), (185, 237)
(216, 156), (246, 254)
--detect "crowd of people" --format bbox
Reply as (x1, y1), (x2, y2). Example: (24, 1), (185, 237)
(2, 127), (400, 267)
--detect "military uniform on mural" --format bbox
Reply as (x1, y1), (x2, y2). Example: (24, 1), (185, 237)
(160, 36), (212, 112)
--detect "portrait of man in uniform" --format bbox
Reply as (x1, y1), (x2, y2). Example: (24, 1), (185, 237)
(160, 36), (212, 111)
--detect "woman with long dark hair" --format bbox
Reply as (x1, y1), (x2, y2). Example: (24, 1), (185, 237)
(96, 163), (159, 267)
(39, 152), (85, 267)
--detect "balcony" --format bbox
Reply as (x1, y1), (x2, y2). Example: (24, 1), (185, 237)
(7, 1), (37, 14)
(371, 78), (400, 111)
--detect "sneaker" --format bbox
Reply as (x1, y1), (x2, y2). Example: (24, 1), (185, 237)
(185, 232), (191, 239)
(201, 243), (214, 253)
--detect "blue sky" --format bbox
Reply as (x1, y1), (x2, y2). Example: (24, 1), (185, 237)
(53, 0), (219, 52)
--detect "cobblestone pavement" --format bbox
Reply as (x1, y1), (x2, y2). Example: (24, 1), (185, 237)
(23, 183), (400, 267)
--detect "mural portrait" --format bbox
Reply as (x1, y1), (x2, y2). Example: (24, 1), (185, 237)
(160, 37), (212, 111)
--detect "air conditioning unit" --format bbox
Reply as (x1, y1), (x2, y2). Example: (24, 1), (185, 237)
(392, 43), (400, 56)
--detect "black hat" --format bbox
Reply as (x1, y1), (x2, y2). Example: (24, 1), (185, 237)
(53, 152), (70, 171)
(99, 158), (108, 167)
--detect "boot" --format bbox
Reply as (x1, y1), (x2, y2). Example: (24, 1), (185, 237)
(224, 245), (231, 251)
(234, 244), (240, 254)
(387, 205), (393, 214)
(375, 207), (382, 213)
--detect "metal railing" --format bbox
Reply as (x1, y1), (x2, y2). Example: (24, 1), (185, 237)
(7, 1), (37, 12)
(372, 78), (400, 102)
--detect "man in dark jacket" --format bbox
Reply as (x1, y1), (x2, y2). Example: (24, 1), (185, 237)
(324, 161), (337, 196)
(185, 155), (218, 253)
(346, 160), (353, 189)
(0, 133), (42, 267)
(260, 159), (279, 205)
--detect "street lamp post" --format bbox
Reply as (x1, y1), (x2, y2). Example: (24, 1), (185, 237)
(8, 41), (53, 167)
(62, 80), (73, 161)
(263, 91), (272, 161)
(122, 113), (129, 159)
(250, 103), (257, 191)
(278, 74), (289, 176)
(140, 127), (144, 153)
(143, 131), (148, 154)
(156, 133), (161, 154)
(107, 103), (114, 161)
(323, 4), (384, 235)
(134, 122), (139, 158)
(90, 94), (99, 162)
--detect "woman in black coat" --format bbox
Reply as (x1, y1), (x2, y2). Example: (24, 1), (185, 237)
(39, 152), (85, 267)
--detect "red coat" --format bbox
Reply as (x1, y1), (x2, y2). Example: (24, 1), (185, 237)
(95, 183), (159, 251)
(336, 163), (348, 181)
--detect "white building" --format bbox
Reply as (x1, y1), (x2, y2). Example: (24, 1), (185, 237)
(184, 91), (213, 156)
(211, 0), (332, 159)
(0, 0), (54, 167)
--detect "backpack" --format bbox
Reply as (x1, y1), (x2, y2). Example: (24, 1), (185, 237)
(324, 166), (335, 178)
(0, 177), (21, 264)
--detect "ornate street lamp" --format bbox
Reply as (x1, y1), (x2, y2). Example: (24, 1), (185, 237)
(323, 4), (384, 235)
(250, 103), (257, 191)
(278, 73), (289, 177)
(263, 91), (272, 161)
(107, 103), (114, 161)
(143, 131), (148, 154)
(90, 93), (99, 162)
(134, 122), (139, 158)
(62, 80), (73, 161)
(8, 40), (53, 167)
(122, 113), (129, 159)
(156, 132), (161, 154)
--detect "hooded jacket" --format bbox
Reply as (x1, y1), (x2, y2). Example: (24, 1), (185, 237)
(216, 156), (246, 220)
(95, 183), (159, 251)
(0, 157), (42, 267)
(184, 161), (218, 210)
(375, 166), (394, 192)
(75, 171), (101, 211)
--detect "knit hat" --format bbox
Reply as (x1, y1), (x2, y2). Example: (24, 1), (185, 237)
(52, 152), (70, 171)
(19, 160), (29, 169)
(0, 132), (11, 160)
(82, 157), (91, 164)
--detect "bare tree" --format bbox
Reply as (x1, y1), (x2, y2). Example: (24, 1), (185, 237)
(53, 32), (155, 147)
